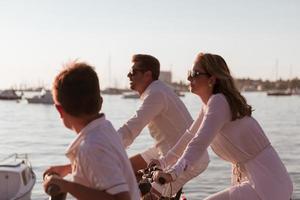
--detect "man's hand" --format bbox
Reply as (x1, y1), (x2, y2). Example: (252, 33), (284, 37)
(141, 191), (160, 200)
(148, 159), (161, 168)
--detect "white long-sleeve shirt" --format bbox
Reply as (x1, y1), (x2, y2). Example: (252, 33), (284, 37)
(159, 107), (205, 168)
(118, 80), (195, 156)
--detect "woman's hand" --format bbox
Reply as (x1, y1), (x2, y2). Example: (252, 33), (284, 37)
(152, 171), (173, 184)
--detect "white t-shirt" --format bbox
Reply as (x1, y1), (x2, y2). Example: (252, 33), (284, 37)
(65, 115), (140, 200)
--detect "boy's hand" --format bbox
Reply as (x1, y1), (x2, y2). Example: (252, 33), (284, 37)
(43, 174), (68, 196)
(43, 164), (71, 179)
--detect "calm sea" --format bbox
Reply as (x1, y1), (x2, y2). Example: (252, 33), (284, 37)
(0, 92), (299, 199)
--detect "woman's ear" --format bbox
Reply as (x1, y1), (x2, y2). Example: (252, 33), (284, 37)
(208, 76), (217, 87)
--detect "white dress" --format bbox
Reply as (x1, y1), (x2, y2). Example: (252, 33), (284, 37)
(168, 94), (293, 200)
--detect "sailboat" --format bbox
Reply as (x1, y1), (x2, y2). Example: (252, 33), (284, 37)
(26, 89), (54, 104)
(267, 62), (292, 96)
(0, 89), (22, 100)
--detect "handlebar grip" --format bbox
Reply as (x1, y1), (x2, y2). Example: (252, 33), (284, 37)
(158, 177), (166, 185)
(47, 184), (61, 196)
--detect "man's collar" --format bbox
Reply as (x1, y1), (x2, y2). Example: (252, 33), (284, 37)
(140, 80), (160, 99)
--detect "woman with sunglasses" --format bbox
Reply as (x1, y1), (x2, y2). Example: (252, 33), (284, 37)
(150, 53), (293, 200)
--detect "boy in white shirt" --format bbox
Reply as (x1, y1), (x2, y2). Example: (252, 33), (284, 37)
(43, 61), (140, 200)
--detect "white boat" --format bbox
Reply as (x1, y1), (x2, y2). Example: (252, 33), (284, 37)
(26, 89), (54, 104)
(0, 90), (22, 100)
(122, 92), (140, 99)
(0, 154), (36, 200)
(174, 90), (185, 97)
(101, 88), (123, 95)
(267, 89), (292, 96)
(292, 88), (300, 95)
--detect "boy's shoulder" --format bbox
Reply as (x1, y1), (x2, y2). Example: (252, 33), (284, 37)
(82, 119), (119, 147)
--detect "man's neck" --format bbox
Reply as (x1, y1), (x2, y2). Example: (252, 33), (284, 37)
(137, 80), (154, 95)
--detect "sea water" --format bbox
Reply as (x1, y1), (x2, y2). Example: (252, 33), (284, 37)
(0, 92), (299, 199)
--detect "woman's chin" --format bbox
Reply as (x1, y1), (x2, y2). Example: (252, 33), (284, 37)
(190, 87), (199, 95)
(190, 89), (196, 94)
(129, 82), (135, 90)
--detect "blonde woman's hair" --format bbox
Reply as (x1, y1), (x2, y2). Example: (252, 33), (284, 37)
(195, 53), (252, 120)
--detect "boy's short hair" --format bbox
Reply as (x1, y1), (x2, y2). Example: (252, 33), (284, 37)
(132, 54), (160, 80)
(52, 61), (102, 117)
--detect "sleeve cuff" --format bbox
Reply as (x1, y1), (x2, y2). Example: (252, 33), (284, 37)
(118, 125), (133, 148)
(151, 182), (164, 194)
(171, 159), (187, 179)
(166, 168), (178, 181)
(159, 157), (167, 169)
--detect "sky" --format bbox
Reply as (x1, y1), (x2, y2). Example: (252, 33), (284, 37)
(0, 0), (299, 89)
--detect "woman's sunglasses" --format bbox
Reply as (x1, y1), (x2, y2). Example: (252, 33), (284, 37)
(188, 70), (210, 78)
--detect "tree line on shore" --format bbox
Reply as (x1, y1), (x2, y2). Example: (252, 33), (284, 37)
(4, 77), (300, 93)
(168, 77), (300, 92)
(236, 77), (300, 91)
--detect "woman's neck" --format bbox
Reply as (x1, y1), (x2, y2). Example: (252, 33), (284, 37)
(200, 93), (213, 105)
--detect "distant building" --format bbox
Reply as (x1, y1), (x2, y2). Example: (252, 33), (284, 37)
(159, 71), (172, 84)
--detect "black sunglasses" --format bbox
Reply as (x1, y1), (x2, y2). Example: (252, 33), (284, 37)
(128, 68), (146, 76)
(188, 70), (210, 78)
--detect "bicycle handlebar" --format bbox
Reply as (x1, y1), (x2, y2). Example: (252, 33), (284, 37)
(47, 184), (61, 196)
(44, 173), (67, 200)
(158, 177), (166, 185)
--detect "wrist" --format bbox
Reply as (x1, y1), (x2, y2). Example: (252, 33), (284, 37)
(166, 168), (177, 181)
(60, 179), (71, 193)
(150, 187), (161, 199)
(151, 183), (163, 195)
(159, 157), (167, 169)
(66, 168), (72, 176)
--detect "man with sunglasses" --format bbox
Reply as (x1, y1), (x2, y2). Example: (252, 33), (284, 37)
(118, 54), (209, 199)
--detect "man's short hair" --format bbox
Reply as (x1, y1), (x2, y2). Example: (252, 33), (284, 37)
(132, 54), (160, 80)
(52, 61), (102, 117)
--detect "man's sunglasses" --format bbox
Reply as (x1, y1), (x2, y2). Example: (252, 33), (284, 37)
(128, 68), (146, 76)
(188, 70), (210, 78)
